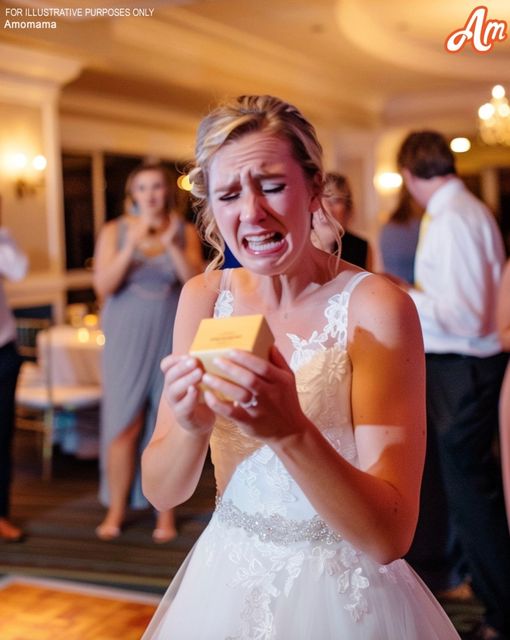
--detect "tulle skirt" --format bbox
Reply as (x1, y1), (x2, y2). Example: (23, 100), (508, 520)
(142, 512), (460, 639)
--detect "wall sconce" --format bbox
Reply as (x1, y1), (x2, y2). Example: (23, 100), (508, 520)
(4, 152), (47, 198)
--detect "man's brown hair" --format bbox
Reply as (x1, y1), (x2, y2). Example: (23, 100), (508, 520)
(397, 130), (456, 179)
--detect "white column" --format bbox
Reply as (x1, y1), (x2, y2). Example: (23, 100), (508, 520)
(0, 44), (82, 320)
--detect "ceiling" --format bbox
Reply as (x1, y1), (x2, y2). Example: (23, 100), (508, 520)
(1, 0), (509, 135)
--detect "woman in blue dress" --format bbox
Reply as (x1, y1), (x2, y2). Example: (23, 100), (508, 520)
(93, 162), (204, 542)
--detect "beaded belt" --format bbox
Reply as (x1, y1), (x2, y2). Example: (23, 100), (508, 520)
(215, 496), (343, 545)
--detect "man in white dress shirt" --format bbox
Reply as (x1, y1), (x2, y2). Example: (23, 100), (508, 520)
(398, 130), (510, 640)
(0, 223), (28, 542)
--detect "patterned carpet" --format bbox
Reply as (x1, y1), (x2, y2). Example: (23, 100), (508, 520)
(443, 597), (484, 639)
(0, 431), (215, 593)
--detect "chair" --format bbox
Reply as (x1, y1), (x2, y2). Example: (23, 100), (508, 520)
(15, 318), (102, 480)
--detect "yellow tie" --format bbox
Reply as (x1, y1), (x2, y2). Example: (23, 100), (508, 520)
(414, 212), (431, 290)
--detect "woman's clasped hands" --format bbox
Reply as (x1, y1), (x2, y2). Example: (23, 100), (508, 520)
(125, 216), (151, 250)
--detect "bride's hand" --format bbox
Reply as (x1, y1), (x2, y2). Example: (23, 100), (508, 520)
(201, 346), (305, 443)
(160, 354), (215, 436)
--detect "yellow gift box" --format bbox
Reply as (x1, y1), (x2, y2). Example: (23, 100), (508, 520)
(189, 314), (274, 383)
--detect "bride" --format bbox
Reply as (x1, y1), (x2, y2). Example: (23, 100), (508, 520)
(141, 95), (460, 639)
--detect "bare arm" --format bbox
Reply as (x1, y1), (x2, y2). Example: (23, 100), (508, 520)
(141, 272), (221, 511)
(497, 259), (510, 351)
(92, 219), (147, 299)
(202, 276), (426, 564)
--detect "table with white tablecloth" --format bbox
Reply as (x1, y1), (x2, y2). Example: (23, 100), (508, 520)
(36, 325), (104, 458)
(37, 324), (103, 386)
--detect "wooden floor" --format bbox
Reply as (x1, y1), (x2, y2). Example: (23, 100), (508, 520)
(0, 576), (158, 640)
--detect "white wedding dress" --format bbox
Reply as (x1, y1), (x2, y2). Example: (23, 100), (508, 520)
(142, 270), (460, 639)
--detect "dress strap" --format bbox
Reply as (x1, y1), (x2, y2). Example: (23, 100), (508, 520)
(219, 267), (234, 292)
(214, 268), (235, 318)
(321, 271), (372, 351)
(343, 270), (372, 296)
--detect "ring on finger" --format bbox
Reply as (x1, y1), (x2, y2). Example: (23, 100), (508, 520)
(237, 395), (258, 410)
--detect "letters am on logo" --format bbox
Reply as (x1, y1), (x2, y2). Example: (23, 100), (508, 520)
(445, 5), (507, 53)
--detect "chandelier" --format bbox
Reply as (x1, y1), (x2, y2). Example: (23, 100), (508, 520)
(478, 85), (510, 146)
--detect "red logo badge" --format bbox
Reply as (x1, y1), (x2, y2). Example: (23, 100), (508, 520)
(445, 6), (507, 53)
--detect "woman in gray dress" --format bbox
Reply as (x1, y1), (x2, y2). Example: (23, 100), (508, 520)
(93, 162), (204, 542)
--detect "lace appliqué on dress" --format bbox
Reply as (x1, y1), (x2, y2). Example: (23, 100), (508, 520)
(214, 289), (234, 319)
(323, 292), (349, 343)
(287, 332), (326, 371)
(216, 518), (371, 639)
(286, 291), (350, 372)
(293, 346), (356, 462)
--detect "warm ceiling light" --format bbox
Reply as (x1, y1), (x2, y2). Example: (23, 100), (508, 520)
(450, 137), (471, 153)
(374, 172), (403, 192)
(478, 85), (510, 146)
(492, 85), (506, 100)
(478, 103), (495, 120)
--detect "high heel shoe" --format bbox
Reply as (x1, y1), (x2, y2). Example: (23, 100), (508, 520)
(0, 518), (24, 543)
(95, 523), (121, 541)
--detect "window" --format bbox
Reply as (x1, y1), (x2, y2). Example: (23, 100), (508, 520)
(62, 153), (95, 270)
(104, 153), (143, 221)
